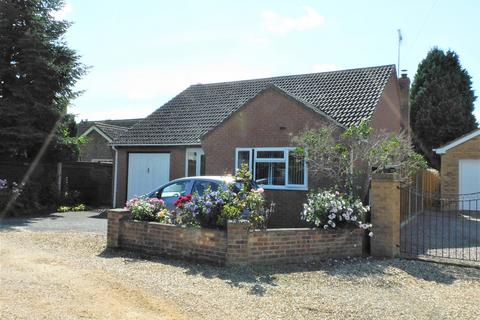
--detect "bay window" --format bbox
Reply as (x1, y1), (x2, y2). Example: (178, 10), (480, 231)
(235, 147), (307, 190)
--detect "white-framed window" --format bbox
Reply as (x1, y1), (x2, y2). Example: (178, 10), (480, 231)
(185, 148), (205, 177)
(235, 147), (307, 190)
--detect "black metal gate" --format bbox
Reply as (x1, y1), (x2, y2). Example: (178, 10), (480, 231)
(400, 187), (480, 263)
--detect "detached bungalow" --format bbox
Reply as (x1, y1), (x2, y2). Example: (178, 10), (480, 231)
(112, 65), (410, 226)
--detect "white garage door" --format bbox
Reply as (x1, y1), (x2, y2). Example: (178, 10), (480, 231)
(459, 159), (480, 210)
(127, 153), (170, 200)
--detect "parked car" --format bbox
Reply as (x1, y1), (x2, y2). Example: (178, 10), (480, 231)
(142, 176), (259, 210)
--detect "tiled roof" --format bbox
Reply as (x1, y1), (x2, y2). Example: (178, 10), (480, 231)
(114, 65), (396, 145)
(77, 118), (141, 136)
(94, 123), (130, 141)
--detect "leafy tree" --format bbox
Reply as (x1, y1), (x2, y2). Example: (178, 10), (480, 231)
(0, 0), (86, 161)
(293, 120), (427, 198)
(410, 48), (477, 168)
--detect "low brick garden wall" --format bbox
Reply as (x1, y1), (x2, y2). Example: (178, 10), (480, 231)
(107, 209), (364, 266)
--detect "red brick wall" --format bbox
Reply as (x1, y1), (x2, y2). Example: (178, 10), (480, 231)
(114, 145), (199, 207)
(108, 210), (227, 264)
(246, 228), (363, 264)
(201, 88), (336, 227)
(107, 210), (364, 266)
(370, 72), (402, 133)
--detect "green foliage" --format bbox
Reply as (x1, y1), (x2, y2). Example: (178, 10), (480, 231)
(57, 203), (86, 212)
(172, 165), (274, 229)
(1, 176), (59, 216)
(218, 204), (242, 226)
(293, 121), (427, 196)
(0, 0), (87, 161)
(410, 48), (478, 168)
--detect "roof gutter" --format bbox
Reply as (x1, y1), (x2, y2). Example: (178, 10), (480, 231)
(110, 143), (201, 147)
(112, 145), (118, 208)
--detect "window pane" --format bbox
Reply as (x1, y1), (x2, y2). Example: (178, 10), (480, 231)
(161, 181), (188, 198)
(255, 162), (285, 185)
(257, 150), (284, 159)
(237, 150), (250, 169)
(288, 151), (305, 185)
(192, 181), (219, 196)
(187, 151), (197, 176)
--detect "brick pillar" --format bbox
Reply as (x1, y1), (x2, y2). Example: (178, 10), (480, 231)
(370, 173), (401, 258)
(107, 208), (130, 248)
(226, 220), (249, 266)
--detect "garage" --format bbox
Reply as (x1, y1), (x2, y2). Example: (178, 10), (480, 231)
(127, 153), (170, 200)
(434, 128), (480, 210)
(459, 159), (480, 195)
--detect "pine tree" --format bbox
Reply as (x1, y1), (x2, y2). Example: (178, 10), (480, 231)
(0, 0), (86, 161)
(410, 48), (477, 168)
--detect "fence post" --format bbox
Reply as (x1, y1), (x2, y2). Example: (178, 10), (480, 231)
(370, 173), (401, 258)
(56, 162), (62, 197)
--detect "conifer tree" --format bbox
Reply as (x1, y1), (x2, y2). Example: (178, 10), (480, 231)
(410, 48), (477, 167)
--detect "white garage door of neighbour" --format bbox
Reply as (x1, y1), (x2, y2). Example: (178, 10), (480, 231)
(127, 153), (170, 200)
(459, 159), (480, 210)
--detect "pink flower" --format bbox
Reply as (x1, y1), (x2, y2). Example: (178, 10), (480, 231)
(254, 187), (265, 193)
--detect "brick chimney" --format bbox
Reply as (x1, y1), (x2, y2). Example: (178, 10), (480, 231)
(398, 70), (411, 136)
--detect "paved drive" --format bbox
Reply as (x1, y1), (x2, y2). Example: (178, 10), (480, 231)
(0, 210), (107, 234)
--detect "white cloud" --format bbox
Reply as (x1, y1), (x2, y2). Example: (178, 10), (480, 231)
(263, 6), (325, 34)
(312, 63), (340, 73)
(51, 2), (73, 20)
(72, 106), (154, 122)
(73, 63), (274, 119)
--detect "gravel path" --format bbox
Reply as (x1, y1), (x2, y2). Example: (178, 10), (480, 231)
(0, 210), (107, 234)
(1, 230), (479, 319)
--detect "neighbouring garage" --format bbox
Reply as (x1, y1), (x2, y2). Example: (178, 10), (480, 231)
(434, 128), (480, 199)
(127, 153), (170, 199)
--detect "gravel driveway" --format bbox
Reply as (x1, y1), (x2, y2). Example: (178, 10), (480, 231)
(0, 210), (107, 234)
(1, 230), (479, 320)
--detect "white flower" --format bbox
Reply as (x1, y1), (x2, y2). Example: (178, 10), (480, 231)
(368, 232), (374, 237)
(331, 222), (336, 228)
(323, 225), (328, 230)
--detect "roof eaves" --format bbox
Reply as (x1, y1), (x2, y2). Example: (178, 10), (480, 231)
(433, 128), (480, 154)
(80, 125), (113, 142)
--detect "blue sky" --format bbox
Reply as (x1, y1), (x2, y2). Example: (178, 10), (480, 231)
(58, 0), (480, 122)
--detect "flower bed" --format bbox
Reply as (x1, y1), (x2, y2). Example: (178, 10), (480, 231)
(107, 209), (364, 266)
(110, 167), (369, 265)
(124, 165), (274, 229)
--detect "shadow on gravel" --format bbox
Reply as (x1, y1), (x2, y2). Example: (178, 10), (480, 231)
(98, 248), (480, 294)
(319, 257), (480, 285)
(98, 247), (277, 296)
(0, 213), (65, 231)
